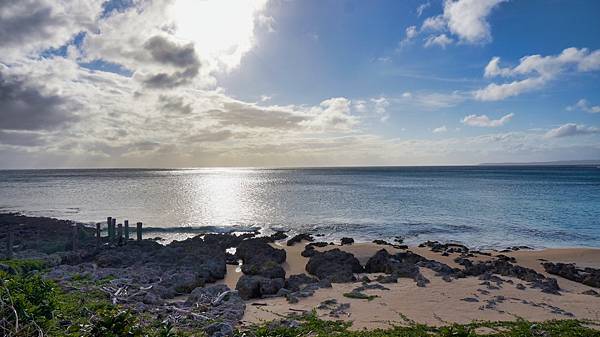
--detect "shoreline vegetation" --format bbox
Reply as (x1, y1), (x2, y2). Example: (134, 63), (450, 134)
(1, 213), (600, 336)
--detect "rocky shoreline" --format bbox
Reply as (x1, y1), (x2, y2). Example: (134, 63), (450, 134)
(2, 213), (600, 335)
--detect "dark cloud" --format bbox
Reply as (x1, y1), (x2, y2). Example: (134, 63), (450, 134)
(0, 130), (45, 147)
(159, 95), (193, 114)
(142, 35), (200, 88)
(0, 1), (57, 47)
(0, 74), (76, 131)
(207, 102), (307, 129)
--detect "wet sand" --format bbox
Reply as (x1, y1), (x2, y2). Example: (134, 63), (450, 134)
(227, 242), (600, 329)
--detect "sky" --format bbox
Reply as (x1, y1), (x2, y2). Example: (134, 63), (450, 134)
(1, 0), (599, 168)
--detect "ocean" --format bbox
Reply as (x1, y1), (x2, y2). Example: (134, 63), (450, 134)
(0, 166), (599, 248)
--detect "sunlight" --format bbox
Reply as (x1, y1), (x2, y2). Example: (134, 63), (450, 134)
(171, 0), (268, 69)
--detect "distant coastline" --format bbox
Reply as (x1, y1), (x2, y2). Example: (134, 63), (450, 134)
(479, 159), (600, 166)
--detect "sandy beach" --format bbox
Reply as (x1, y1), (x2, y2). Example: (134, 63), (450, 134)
(217, 242), (600, 329)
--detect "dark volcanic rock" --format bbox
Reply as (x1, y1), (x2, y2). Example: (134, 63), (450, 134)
(235, 275), (284, 299)
(542, 262), (600, 288)
(306, 249), (363, 282)
(286, 273), (319, 292)
(270, 231), (288, 241)
(456, 257), (561, 294)
(286, 233), (314, 246)
(340, 237), (354, 245)
(236, 238), (286, 279)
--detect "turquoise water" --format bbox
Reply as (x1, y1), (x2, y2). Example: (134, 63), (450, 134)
(0, 166), (599, 248)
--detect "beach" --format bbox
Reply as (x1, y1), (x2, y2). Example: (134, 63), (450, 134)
(238, 243), (600, 329)
(1, 213), (600, 336)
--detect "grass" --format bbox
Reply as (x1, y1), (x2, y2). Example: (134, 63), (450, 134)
(241, 312), (600, 337)
(2, 259), (599, 337)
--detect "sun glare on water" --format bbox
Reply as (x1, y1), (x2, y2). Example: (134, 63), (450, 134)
(171, 0), (268, 69)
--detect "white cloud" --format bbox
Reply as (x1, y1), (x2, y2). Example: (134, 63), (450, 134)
(260, 95), (272, 102)
(567, 99), (600, 113)
(399, 91), (467, 109)
(371, 96), (390, 122)
(475, 47), (600, 101)
(461, 113), (514, 127)
(421, 15), (446, 32)
(443, 0), (506, 44)
(424, 34), (453, 48)
(413, 0), (505, 48)
(417, 2), (431, 17)
(545, 123), (600, 138)
(433, 125), (448, 133)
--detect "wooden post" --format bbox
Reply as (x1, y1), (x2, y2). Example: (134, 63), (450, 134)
(96, 223), (102, 248)
(124, 220), (129, 243)
(72, 224), (79, 251)
(136, 222), (142, 241)
(107, 217), (112, 238)
(117, 223), (123, 245)
(109, 218), (116, 243)
(7, 227), (13, 259)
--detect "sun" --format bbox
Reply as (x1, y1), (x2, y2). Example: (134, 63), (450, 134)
(170, 0), (268, 70)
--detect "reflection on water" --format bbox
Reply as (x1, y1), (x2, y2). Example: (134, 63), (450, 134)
(0, 166), (599, 248)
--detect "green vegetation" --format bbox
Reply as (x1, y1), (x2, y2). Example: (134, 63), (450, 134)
(2, 259), (599, 337)
(0, 259), (182, 337)
(241, 312), (600, 337)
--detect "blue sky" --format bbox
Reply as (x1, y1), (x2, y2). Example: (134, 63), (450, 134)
(0, 0), (599, 168)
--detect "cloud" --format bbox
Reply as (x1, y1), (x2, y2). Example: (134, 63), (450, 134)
(461, 113), (514, 127)
(443, 0), (506, 44)
(424, 34), (453, 48)
(412, 0), (505, 48)
(158, 95), (193, 115)
(433, 125), (448, 133)
(371, 96), (390, 121)
(0, 0), (102, 61)
(544, 123), (600, 138)
(475, 47), (600, 101)
(416, 2), (431, 17)
(567, 99), (600, 113)
(0, 73), (76, 131)
(0, 130), (46, 147)
(399, 91), (467, 109)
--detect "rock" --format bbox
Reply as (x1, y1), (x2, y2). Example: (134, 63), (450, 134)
(204, 322), (233, 337)
(142, 292), (163, 305)
(542, 262), (600, 288)
(236, 238), (286, 279)
(306, 248), (363, 282)
(340, 237), (354, 245)
(516, 283), (526, 290)
(461, 297), (479, 302)
(286, 233), (314, 246)
(259, 277), (285, 296)
(270, 231), (288, 241)
(236, 275), (262, 300)
(241, 262), (286, 279)
(286, 273), (319, 292)
(236, 238), (286, 265)
(235, 275), (283, 299)
(582, 289), (600, 297)
(186, 284), (230, 305)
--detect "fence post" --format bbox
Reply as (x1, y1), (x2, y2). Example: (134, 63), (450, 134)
(124, 220), (129, 243)
(96, 223), (102, 248)
(117, 223), (123, 245)
(136, 222), (143, 241)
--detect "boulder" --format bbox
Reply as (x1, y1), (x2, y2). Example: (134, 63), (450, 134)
(306, 249), (363, 282)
